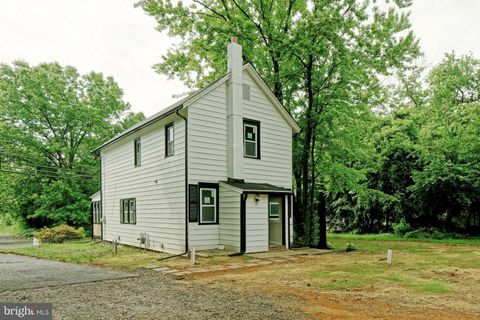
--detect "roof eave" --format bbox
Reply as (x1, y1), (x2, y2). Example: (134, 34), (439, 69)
(92, 104), (183, 153)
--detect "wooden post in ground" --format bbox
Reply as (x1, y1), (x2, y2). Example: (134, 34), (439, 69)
(190, 247), (196, 265)
(387, 249), (393, 264)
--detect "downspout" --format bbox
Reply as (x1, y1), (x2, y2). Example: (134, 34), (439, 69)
(90, 202), (94, 241)
(99, 156), (103, 242)
(287, 194), (291, 249)
(228, 192), (247, 256)
(176, 109), (189, 255)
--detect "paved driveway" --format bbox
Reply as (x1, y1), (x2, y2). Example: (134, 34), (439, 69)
(0, 254), (134, 292)
(0, 233), (32, 249)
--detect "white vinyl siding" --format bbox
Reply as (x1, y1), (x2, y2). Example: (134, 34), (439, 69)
(101, 114), (186, 254)
(219, 185), (241, 251)
(242, 72), (292, 188)
(186, 82), (227, 251)
(245, 194), (268, 253)
(187, 82), (228, 183)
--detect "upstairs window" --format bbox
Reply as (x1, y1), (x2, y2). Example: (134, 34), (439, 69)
(134, 138), (141, 166)
(120, 198), (136, 224)
(244, 119), (260, 159)
(165, 123), (174, 157)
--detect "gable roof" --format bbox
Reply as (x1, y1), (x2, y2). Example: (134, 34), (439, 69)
(94, 63), (300, 153)
(89, 191), (100, 199)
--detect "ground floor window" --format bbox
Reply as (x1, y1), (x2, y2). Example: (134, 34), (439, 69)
(92, 201), (102, 223)
(120, 198), (136, 224)
(199, 186), (218, 224)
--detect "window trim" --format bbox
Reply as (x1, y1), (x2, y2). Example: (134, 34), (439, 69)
(134, 138), (141, 167)
(120, 198), (136, 224)
(198, 183), (219, 225)
(165, 123), (174, 157)
(243, 119), (261, 159)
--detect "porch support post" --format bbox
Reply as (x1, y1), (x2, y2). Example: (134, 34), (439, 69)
(240, 193), (247, 253)
(287, 194), (292, 250)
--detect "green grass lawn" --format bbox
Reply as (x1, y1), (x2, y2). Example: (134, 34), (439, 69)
(0, 238), (166, 270)
(328, 232), (480, 245)
(309, 234), (480, 293)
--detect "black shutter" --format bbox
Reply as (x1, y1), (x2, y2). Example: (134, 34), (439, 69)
(189, 184), (199, 222)
(120, 200), (124, 223)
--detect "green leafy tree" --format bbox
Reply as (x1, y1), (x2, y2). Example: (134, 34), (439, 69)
(409, 54), (480, 232)
(0, 61), (144, 228)
(136, 0), (420, 245)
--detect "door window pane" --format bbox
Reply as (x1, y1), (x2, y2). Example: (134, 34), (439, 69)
(269, 202), (280, 219)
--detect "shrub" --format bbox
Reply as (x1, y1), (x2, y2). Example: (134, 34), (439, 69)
(20, 228), (37, 238)
(392, 219), (411, 236)
(345, 242), (358, 252)
(34, 225), (85, 243)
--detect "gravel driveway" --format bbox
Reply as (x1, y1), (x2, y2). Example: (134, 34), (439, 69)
(0, 270), (307, 320)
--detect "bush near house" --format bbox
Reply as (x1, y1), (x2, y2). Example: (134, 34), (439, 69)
(34, 225), (85, 243)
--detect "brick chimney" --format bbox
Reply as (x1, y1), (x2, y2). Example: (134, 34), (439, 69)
(227, 36), (244, 179)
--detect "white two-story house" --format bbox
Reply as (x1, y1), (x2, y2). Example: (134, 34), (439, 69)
(92, 38), (300, 254)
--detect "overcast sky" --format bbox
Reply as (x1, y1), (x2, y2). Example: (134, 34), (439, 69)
(1, 0), (479, 117)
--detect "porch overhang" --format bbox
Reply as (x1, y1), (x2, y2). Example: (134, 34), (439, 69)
(219, 179), (293, 194)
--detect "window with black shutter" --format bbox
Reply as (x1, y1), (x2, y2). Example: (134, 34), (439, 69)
(189, 184), (199, 222)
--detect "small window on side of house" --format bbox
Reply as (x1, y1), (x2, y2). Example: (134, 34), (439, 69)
(120, 198), (136, 224)
(200, 187), (217, 224)
(93, 201), (102, 223)
(165, 123), (174, 157)
(134, 138), (141, 166)
(243, 119), (260, 159)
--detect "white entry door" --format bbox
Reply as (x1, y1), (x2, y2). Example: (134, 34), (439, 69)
(268, 196), (283, 246)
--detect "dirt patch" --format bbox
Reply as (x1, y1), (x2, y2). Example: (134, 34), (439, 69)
(188, 241), (480, 320)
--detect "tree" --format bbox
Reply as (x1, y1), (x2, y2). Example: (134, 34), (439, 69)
(136, 0), (420, 244)
(408, 54), (480, 233)
(0, 61), (144, 228)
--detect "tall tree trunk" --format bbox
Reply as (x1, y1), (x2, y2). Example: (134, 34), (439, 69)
(309, 130), (316, 246)
(317, 191), (327, 249)
(301, 55), (315, 245)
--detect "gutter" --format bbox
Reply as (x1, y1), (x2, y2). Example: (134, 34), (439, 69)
(176, 109), (189, 255)
(93, 106), (183, 154)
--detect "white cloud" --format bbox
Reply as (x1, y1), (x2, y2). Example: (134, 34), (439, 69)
(1, 0), (479, 116)
(410, 0), (480, 66)
(0, 0), (187, 116)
